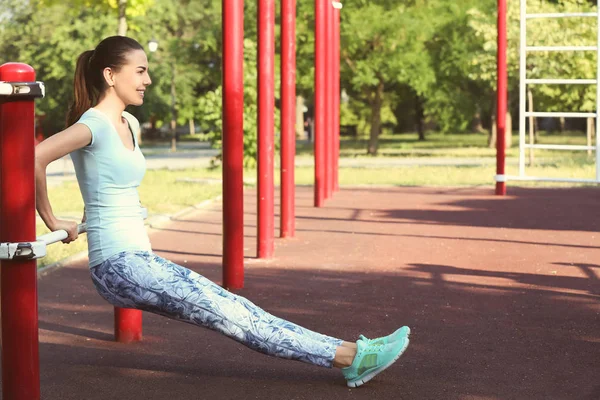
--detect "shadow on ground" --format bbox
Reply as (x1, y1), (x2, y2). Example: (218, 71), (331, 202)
(30, 257), (600, 400)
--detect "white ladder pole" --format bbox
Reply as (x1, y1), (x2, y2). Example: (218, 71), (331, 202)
(596, 0), (600, 181)
(519, 0), (527, 176)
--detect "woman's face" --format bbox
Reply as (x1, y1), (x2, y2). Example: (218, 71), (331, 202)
(110, 49), (152, 106)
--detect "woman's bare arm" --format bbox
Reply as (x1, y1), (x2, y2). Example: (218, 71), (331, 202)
(35, 123), (92, 243)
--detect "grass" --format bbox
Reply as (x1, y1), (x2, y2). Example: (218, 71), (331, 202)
(290, 159), (596, 187)
(36, 130), (598, 267)
(296, 131), (595, 159)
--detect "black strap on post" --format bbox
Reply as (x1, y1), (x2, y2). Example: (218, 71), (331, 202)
(0, 81), (45, 100)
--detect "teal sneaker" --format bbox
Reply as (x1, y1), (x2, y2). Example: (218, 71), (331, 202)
(359, 326), (411, 346)
(341, 334), (410, 388)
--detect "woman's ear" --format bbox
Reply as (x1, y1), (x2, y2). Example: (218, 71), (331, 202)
(102, 67), (115, 87)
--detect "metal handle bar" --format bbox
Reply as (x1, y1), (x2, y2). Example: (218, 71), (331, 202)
(1, 208), (148, 260)
(0, 81), (45, 99)
(36, 223), (88, 245)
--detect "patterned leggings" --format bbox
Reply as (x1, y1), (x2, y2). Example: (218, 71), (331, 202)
(90, 251), (343, 368)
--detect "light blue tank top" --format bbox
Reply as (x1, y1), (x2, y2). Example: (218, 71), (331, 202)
(70, 108), (151, 267)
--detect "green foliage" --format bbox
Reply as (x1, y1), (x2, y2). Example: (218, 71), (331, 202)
(39, 0), (155, 33)
(2, 0), (599, 153)
(0, 1), (117, 132)
(420, 0), (599, 133)
(197, 39), (281, 168)
(340, 1), (437, 105)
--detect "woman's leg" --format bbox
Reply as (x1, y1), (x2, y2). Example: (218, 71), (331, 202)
(170, 258), (345, 348)
(90, 251), (344, 368)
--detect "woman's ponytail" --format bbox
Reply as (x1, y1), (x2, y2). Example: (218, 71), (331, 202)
(66, 50), (95, 127)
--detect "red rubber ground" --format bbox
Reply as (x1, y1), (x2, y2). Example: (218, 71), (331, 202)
(2, 186), (598, 399)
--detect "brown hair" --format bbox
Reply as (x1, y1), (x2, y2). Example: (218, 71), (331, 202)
(66, 36), (144, 127)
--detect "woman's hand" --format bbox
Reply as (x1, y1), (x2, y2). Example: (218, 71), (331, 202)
(52, 219), (79, 244)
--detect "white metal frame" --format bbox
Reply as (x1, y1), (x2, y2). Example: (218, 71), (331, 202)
(0, 208), (148, 260)
(498, 0), (600, 184)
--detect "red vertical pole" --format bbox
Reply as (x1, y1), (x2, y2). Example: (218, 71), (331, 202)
(333, 3), (341, 192)
(325, 0), (333, 199)
(0, 63), (41, 400)
(281, 0), (296, 238)
(222, 0), (245, 288)
(496, 0), (507, 196)
(257, 0), (275, 258)
(114, 307), (142, 343)
(314, 0), (326, 207)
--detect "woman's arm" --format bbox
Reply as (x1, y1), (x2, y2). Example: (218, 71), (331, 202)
(35, 123), (92, 243)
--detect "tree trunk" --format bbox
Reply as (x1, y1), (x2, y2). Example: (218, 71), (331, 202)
(472, 105), (485, 133)
(505, 111), (512, 149)
(189, 119), (195, 136)
(488, 95), (497, 147)
(559, 116), (565, 132)
(296, 95), (305, 139)
(587, 117), (595, 157)
(489, 114), (496, 148)
(117, 0), (127, 36)
(528, 89), (535, 165)
(170, 62), (177, 152)
(415, 94), (425, 141)
(488, 112), (512, 150)
(367, 82), (384, 155)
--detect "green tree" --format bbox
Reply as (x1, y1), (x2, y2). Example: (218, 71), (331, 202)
(0, 1), (118, 133)
(40, 0), (154, 35)
(465, 0), (597, 143)
(135, 0), (225, 149)
(424, 1), (496, 134)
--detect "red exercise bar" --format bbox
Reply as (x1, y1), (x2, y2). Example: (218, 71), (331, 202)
(257, 0), (275, 258)
(314, 0), (326, 207)
(325, 0), (334, 200)
(114, 307), (143, 343)
(496, 0), (507, 196)
(222, 0), (245, 288)
(281, 0), (296, 238)
(0, 62), (41, 400)
(333, 3), (341, 192)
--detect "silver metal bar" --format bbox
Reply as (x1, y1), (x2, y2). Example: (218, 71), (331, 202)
(519, 0), (527, 176)
(0, 81), (45, 98)
(525, 78), (597, 84)
(526, 12), (597, 19)
(1, 208), (148, 260)
(524, 111), (597, 118)
(596, 0), (600, 181)
(526, 46), (597, 52)
(36, 223), (87, 246)
(0, 241), (46, 260)
(497, 175), (599, 183)
(523, 144), (596, 150)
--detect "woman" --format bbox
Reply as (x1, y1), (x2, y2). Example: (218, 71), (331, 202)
(34, 36), (410, 388)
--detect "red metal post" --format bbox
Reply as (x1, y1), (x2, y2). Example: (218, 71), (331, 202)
(281, 0), (296, 238)
(0, 63), (40, 400)
(496, 0), (507, 196)
(325, 0), (334, 199)
(114, 307), (142, 343)
(257, 0), (275, 258)
(314, 0), (326, 207)
(333, 4), (341, 192)
(222, 0), (245, 288)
